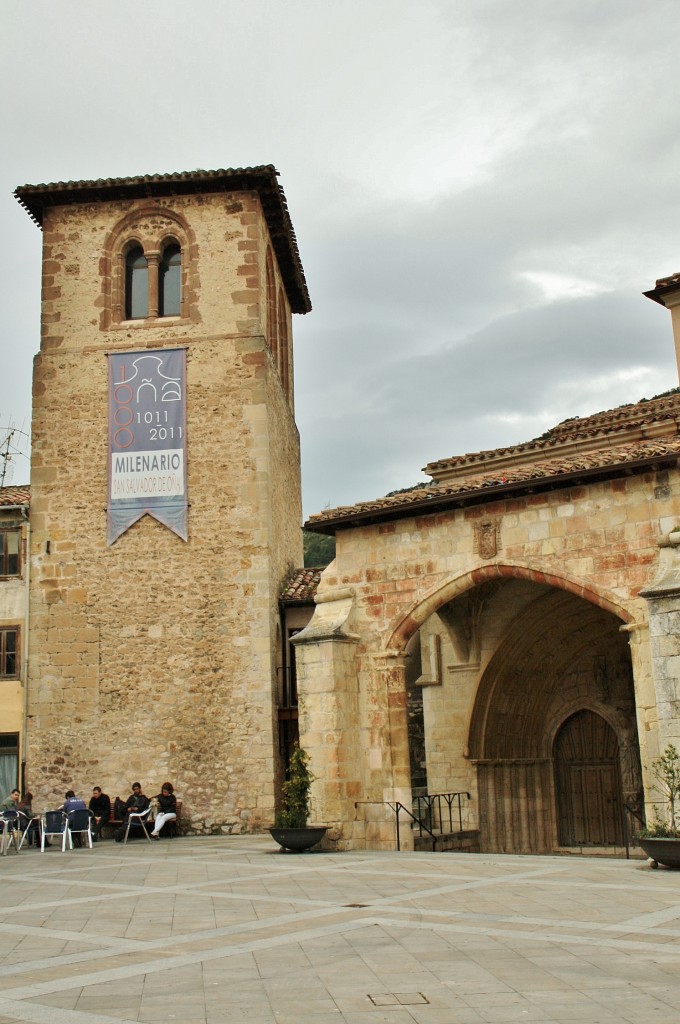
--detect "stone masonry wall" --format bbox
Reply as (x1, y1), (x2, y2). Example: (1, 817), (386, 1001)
(26, 190), (302, 830)
(301, 468), (679, 848)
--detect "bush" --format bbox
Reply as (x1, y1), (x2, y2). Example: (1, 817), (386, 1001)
(638, 744), (680, 839)
(278, 748), (314, 828)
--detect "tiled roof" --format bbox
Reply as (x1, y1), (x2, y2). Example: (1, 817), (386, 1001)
(280, 568), (322, 603)
(644, 272), (680, 306)
(306, 390), (680, 532)
(0, 485), (30, 507)
(425, 388), (680, 481)
(14, 166), (311, 314)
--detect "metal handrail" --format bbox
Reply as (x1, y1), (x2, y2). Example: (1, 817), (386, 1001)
(413, 792), (471, 837)
(355, 791), (472, 851)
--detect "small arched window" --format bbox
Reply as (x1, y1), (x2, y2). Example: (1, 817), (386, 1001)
(159, 242), (181, 317)
(266, 248), (278, 358)
(125, 245), (148, 319)
(278, 289), (289, 394)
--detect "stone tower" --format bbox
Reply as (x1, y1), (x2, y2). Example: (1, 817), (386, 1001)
(15, 167), (310, 830)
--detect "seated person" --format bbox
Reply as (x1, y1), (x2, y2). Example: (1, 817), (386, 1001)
(1, 789), (21, 846)
(150, 783), (177, 839)
(115, 782), (150, 842)
(17, 792), (40, 847)
(61, 790), (89, 847)
(88, 786), (111, 840)
(0, 788), (20, 813)
(62, 790), (87, 813)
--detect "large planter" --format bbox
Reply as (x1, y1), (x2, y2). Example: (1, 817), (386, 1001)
(269, 826), (327, 852)
(638, 837), (680, 869)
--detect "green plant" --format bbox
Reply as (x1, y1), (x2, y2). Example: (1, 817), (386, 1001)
(278, 748), (314, 828)
(638, 744), (680, 839)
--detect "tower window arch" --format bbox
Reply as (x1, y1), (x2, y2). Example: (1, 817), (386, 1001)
(125, 245), (148, 320)
(266, 248), (278, 358)
(104, 208), (194, 329)
(277, 288), (289, 394)
(159, 241), (182, 317)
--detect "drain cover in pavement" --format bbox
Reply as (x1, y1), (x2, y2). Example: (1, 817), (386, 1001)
(368, 993), (429, 1006)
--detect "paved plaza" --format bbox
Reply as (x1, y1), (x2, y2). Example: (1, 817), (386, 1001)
(0, 836), (679, 1024)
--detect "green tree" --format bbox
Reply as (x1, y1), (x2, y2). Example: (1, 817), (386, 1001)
(303, 530), (335, 568)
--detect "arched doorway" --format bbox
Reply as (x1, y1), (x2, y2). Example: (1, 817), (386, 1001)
(461, 583), (642, 853)
(554, 710), (624, 846)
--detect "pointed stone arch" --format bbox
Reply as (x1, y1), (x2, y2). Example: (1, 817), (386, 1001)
(386, 562), (634, 656)
(464, 586), (641, 852)
(378, 564), (642, 854)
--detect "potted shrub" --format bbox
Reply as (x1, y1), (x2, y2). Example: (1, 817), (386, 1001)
(638, 744), (680, 869)
(269, 748), (327, 852)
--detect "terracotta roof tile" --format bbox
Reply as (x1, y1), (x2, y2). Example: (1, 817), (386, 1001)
(425, 388), (680, 478)
(14, 166), (311, 314)
(306, 391), (680, 531)
(0, 485), (30, 507)
(280, 568), (322, 603)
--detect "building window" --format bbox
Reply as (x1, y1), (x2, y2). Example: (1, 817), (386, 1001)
(0, 531), (20, 576)
(266, 248), (278, 359)
(0, 628), (18, 678)
(125, 245), (148, 319)
(124, 241), (182, 321)
(0, 734), (19, 796)
(278, 289), (289, 394)
(159, 242), (182, 317)
(102, 207), (195, 329)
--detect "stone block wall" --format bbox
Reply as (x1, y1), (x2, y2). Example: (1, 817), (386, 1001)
(299, 468), (680, 848)
(26, 189), (302, 829)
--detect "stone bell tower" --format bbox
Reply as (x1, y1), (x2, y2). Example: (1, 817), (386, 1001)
(15, 167), (310, 829)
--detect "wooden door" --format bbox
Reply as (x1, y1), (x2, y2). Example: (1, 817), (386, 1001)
(554, 710), (623, 846)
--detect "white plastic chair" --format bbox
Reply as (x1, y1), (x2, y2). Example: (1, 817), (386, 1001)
(1, 812), (21, 855)
(18, 812), (42, 850)
(123, 805), (152, 843)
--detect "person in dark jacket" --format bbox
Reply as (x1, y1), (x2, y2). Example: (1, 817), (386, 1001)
(61, 790), (87, 813)
(150, 782), (177, 839)
(18, 792), (40, 847)
(115, 782), (150, 842)
(61, 790), (88, 847)
(89, 786), (111, 840)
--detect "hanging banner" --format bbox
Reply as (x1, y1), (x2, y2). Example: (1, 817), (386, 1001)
(107, 348), (187, 545)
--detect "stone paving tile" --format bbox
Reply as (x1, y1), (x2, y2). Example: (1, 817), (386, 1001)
(1, 838), (680, 1024)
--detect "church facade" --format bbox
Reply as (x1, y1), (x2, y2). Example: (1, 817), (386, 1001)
(300, 389), (680, 852)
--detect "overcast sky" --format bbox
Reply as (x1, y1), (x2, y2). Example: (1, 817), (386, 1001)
(2, 1), (680, 517)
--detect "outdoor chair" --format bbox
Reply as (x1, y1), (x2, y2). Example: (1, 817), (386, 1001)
(66, 808), (93, 849)
(17, 811), (42, 850)
(123, 805), (152, 843)
(1, 811), (21, 855)
(41, 810), (69, 852)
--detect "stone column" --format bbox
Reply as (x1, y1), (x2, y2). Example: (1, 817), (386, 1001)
(146, 251), (160, 319)
(640, 544), (680, 747)
(292, 590), (361, 849)
(371, 652), (414, 850)
(639, 541), (680, 819)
